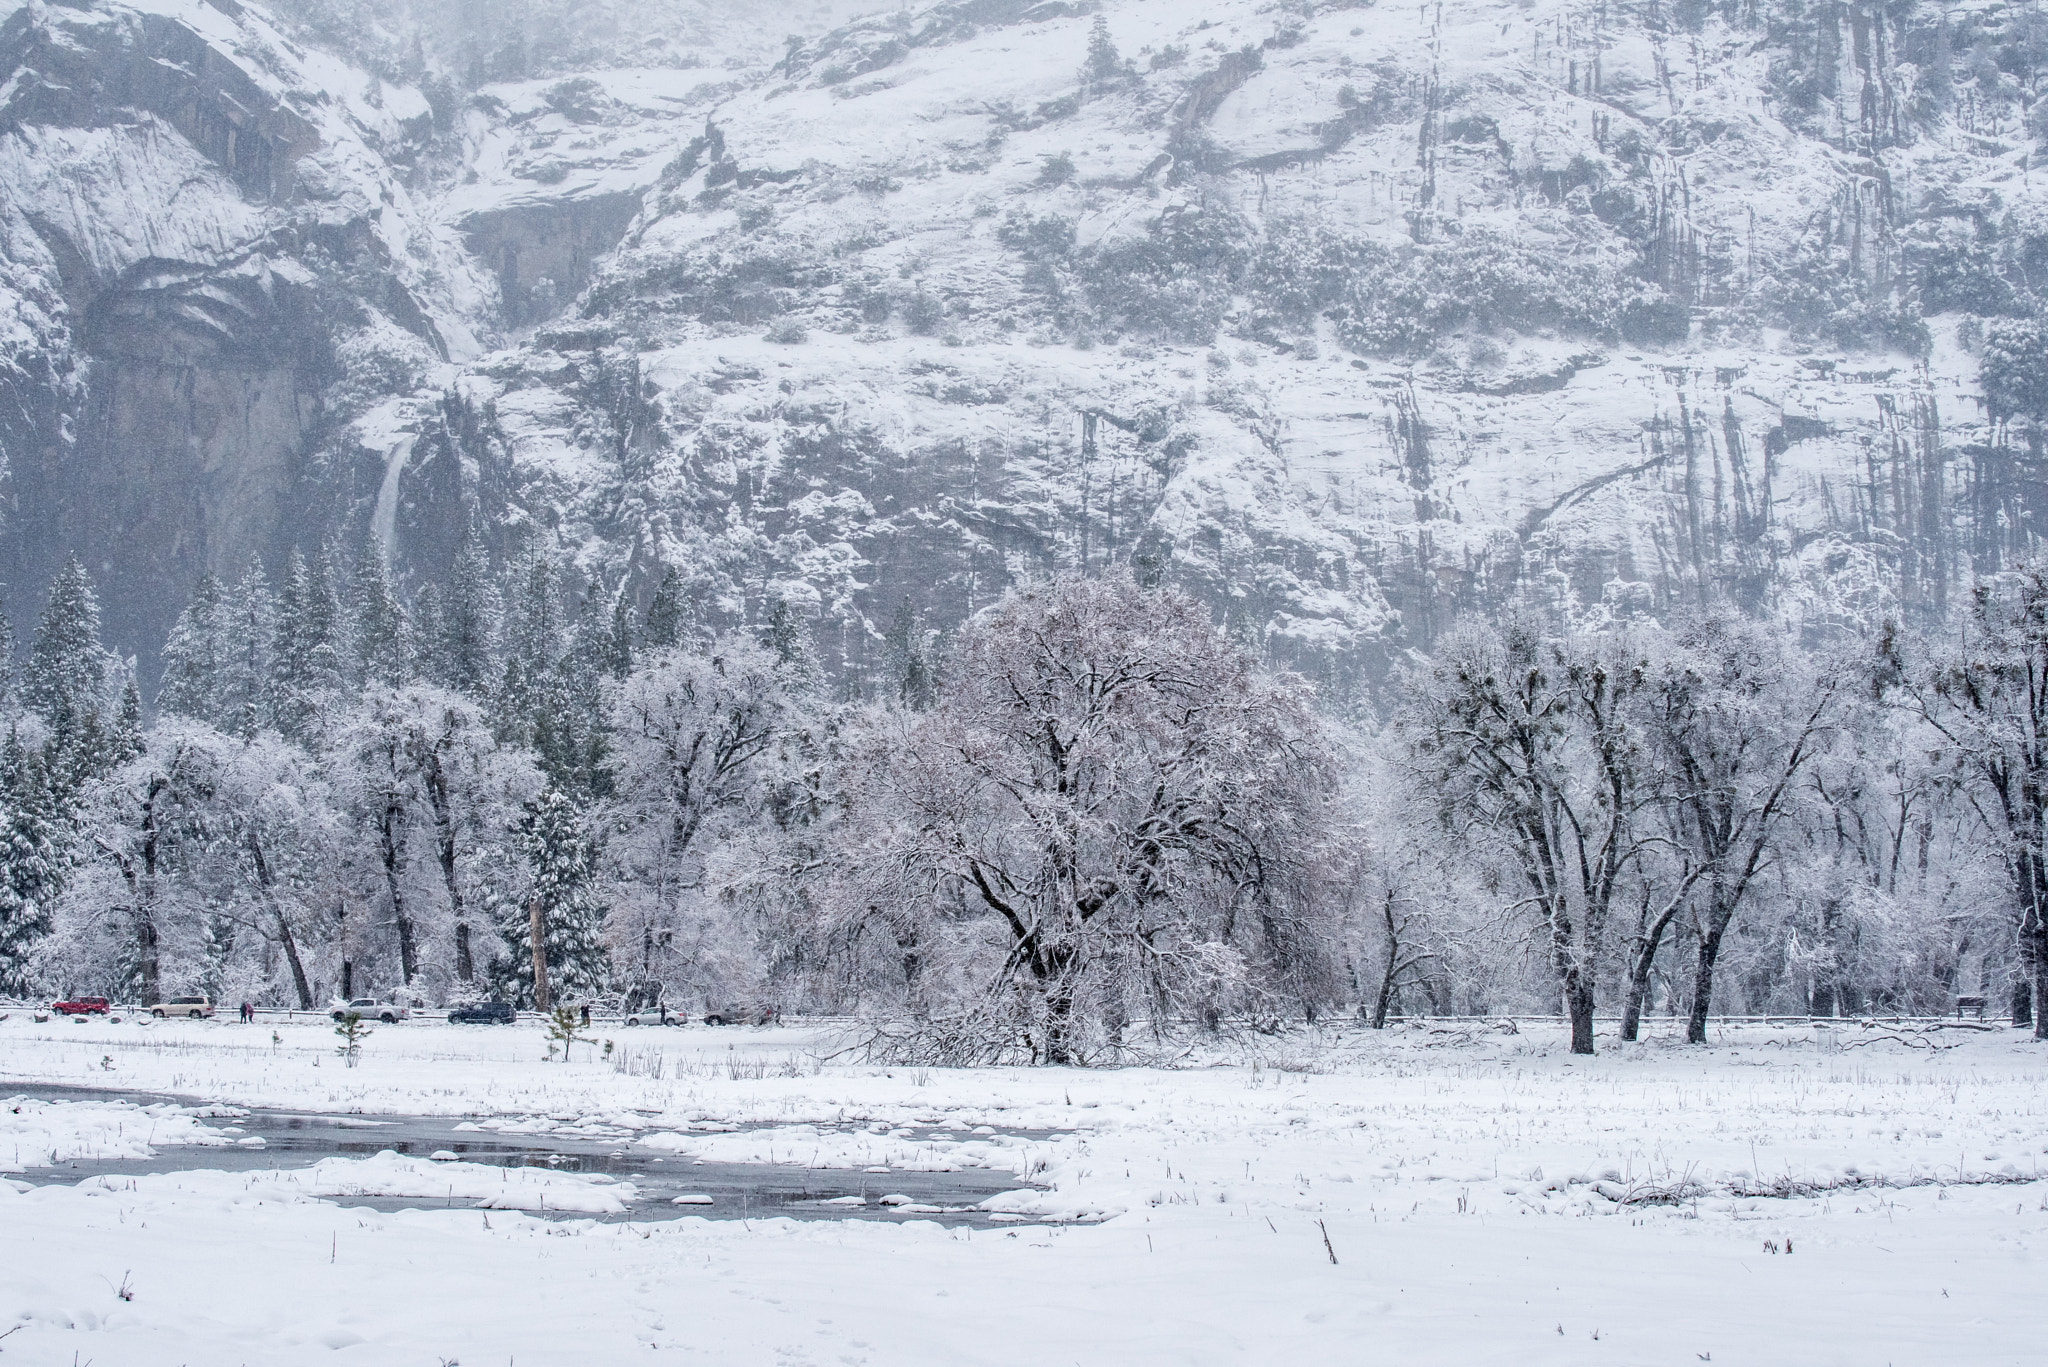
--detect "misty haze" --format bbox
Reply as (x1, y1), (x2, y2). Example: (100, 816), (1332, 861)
(0, 0), (2043, 1362)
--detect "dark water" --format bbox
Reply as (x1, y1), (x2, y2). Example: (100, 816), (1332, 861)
(4, 1083), (1050, 1227)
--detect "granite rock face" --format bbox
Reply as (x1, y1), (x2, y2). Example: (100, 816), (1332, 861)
(1, 0), (2041, 693)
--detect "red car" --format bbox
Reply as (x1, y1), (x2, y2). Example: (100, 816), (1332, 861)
(52, 996), (110, 1016)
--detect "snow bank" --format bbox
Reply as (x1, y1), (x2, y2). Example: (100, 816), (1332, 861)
(0, 1095), (236, 1173)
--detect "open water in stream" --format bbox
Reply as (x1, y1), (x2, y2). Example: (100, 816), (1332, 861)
(6, 1083), (1052, 1228)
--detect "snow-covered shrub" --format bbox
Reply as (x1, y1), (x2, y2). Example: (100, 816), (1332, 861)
(1981, 315), (2048, 418)
(1245, 218), (1387, 326)
(766, 317), (810, 345)
(1773, 239), (1930, 354)
(1911, 219), (2023, 317)
(1037, 151), (1077, 187)
(1335, 228), (1634, 356)
(902, 287), (945, 335)
(1077, 199), (1253, 344)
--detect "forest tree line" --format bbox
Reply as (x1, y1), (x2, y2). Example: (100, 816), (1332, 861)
(0, 541), (2043, 1060)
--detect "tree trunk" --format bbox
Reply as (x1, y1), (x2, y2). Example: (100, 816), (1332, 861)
(276, 911), (313, 1010)
(2015, 977), (2034, 1028)
(1687, 924), (1728, 1044)
(1619, 914), (1679, 1042)
(138, 775), (164, 1004)
(1043, 982), (1075, 1065)
(423, 750), (472, 982)
(380, 795), (418, 986)
(1619, 963), (1651, 1042)
(529, 898), (551, 1013)
(247, 833), (313, 1009)
(1564, 968), (1595, 1055)
(2034, 954), (2048, 1042)
(1371, 955), (1396, 1029)
(135, 913), (159, 1005)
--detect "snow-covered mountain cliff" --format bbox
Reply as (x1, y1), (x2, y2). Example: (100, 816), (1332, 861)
(4, 0), (2042, 694)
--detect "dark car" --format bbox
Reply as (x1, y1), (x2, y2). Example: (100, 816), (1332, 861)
(447, 1001), (517, 1025)
(703, 1002), (777, 1026)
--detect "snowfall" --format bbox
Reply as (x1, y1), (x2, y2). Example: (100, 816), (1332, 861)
(0, 1013), (2041, 1366)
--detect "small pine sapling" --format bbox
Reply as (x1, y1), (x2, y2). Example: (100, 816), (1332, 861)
(544, 1004), (594, 1062)
(334, 1011), (372, 1068)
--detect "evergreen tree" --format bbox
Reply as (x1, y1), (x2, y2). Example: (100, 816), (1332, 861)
(0, 606), (18, 708)
(766, 595), (823, 696)
(109, 677), (143, 766)
(303, 545), (344, 689)
(442, 530), (497, 696)
(510, 554), (561, 679)
(552, 583), (614, 795)
(495, 785), (609, 1007)
(642, 567), (685, 650)
(607, 587), (634, 680)
(1085, 15), (1122, 82)
(218, 557), (275, 738)
(24, 556), (112, 765)
(157, 573), (224, 723)
(880, 597), (937, 709)
(409, 583), (445, 684)
(350, 549), (409, 688)
(270, 550), (319, 743)
(0, 727), (62, 994)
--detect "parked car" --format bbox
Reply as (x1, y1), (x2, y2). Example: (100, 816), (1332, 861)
(621, 1005), (681, 1027)
(148, 995), (214, 1019)
(330, 998), (410, 1024)
(702, 1003), (777, 1027)
(446, 1001), (517, 1025)
(51, 995), (110, 1016)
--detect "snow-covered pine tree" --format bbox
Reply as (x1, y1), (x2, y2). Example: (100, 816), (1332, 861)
(408, 582), (444, 684)
(218, 557), (276, 738)
(607, 587), (634, 680)
(272, 547), (348, 743)
(552, 582), (614, 795)
(110, 678), (144, 767)
(497, 785), (609, 1008)
(764, 595), (822, 696)
(642, 567), (685, 651)
(157, 573), (225, 724)
(1085, 14), (1122, 82)
(441, 530), (497, 696)
(350, 547), (410, 689)
(25, 556), (114, 772)
(0, 606), (18, 709)
(0, 727), (63, 994)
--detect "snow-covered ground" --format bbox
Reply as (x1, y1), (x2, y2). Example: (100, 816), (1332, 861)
(0, 1014), (2042, 1364)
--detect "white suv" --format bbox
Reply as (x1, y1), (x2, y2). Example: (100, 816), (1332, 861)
(330, 998), (411, 1024)
(148, 995), (214, 1019)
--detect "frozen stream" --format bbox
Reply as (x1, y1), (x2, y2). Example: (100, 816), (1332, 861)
(6, 1084), (1048, 1227)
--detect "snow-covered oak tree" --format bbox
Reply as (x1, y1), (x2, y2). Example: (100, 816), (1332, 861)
(1638, 612), (1839, 1043)
(603, 639), (789, 1004)
(1892, 563), (2048, 1037)
(326, 686), (541, 997)
(834, 574), (1332, 1065)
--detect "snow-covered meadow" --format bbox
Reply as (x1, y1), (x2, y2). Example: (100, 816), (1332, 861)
(2, 1014), (2042, 1365)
